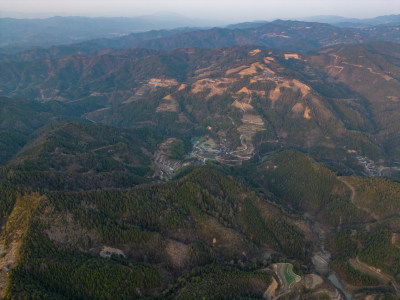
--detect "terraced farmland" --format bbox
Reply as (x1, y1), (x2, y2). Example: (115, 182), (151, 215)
(284, 264), (301, 287)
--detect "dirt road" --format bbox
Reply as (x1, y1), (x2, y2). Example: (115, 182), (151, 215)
(350, 257), (400, 295)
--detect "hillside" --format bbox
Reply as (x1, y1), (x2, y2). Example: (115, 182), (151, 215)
(254, 151), (370, 226)
(3, 122), (159, 190)
(341, 176), (400, 220)
(0, 97), (82, 165)
(1, 167), (313, 298)
(2, 43), (400, 171)
(0, 115), (399, 297)
(307, 42), (400, 161)
(2, 139), (400, 298)
(252, 151), (400, 298)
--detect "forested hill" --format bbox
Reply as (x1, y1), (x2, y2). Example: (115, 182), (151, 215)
(1, 138), (400, 298)
(1, 166), (309, 298)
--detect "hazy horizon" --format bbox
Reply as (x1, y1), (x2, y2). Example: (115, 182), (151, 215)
(1, 0), (400, 23)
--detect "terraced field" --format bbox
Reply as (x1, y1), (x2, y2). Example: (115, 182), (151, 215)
(284, 264), (301, 287)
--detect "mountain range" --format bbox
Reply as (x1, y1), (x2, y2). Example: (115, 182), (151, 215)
(1, 14), (399, 54)
(298, 14), (400, 27)
(0, 14), (400, 299)
(0, 13), (220, 52)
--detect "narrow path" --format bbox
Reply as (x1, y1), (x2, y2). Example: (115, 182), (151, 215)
(82, 113), (97, 124)
(239, 102), (246, 113)
(337, 177), (356, 203)
(92, 145), (113, 152)
(227, 116), (235, 126)
(85, 116), (96, 124)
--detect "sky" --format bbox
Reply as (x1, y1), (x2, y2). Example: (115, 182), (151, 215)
(1, 0), (400, 22)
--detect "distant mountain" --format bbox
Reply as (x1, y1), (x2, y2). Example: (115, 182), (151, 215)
(0, 20), (375, 62)
(2, 18), (399, 65)
(0, 29), (192, 63)
(298, 15), (361, 24)
(0, 13), (220, 52)
(366, 14), (400, 25)
(1, 14), (399, 54)
(226, 21), (269, 29)
(299, 14), (400, 27)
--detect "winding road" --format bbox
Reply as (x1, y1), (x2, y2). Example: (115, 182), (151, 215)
(350, 257), (400, 296)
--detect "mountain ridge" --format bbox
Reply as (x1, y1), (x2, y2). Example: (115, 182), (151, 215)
(1, 19), (399, 64)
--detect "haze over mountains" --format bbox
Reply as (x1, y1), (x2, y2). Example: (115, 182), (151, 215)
(298, 14), (400, 27)
(0, 12), (223, 52)
(1, 11), (400, 299)
(1, 13), (399, 52)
